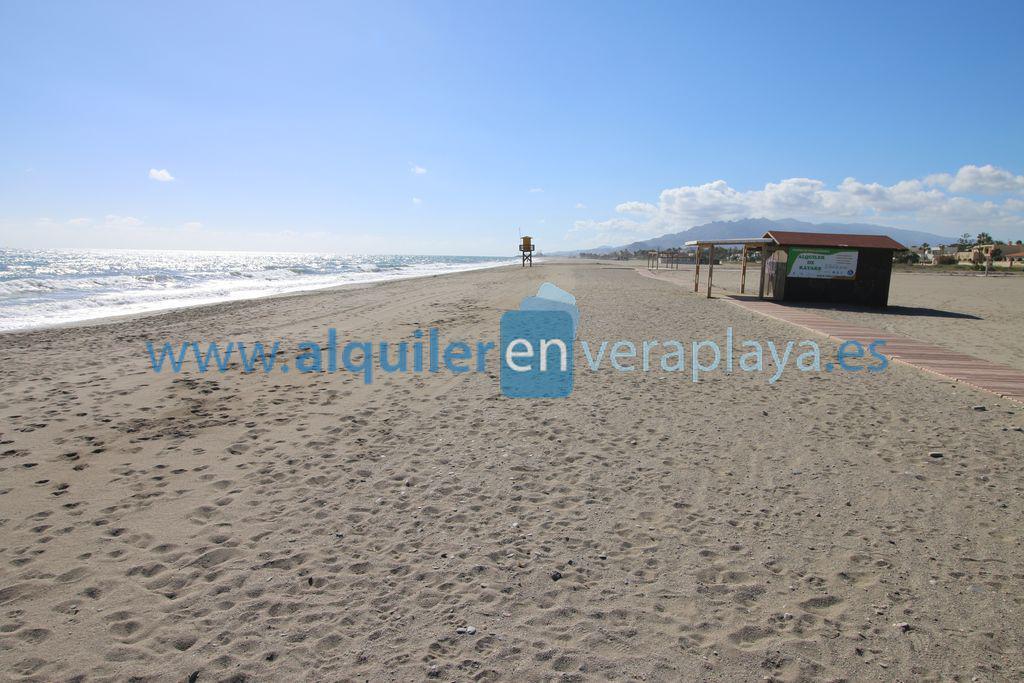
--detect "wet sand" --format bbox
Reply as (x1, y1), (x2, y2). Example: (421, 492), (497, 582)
(1, 261), (1022, 681)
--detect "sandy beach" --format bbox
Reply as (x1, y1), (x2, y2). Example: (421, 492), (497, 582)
(1, 261), (1023, 681)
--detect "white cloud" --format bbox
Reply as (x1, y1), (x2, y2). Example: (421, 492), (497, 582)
(575, 202), (586, 209)
(148, 168), (174, 182)
(616, 201), (658, 216)
(182, 221), (203, 231)
(412, 197), (422, 204)
(947, 164), (1024, 194)
(529, 187), (544, 193)
(409, 163), (427, 175)
(105, 214), (144, 227)
(567, 165), (1024, 247)
(834, 178), (946, 212)
(66, 217), (92, 226)
(923, 172), (954, 188)
(567, 217), (658, 247)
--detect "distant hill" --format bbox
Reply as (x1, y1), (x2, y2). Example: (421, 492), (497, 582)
(572, 218), (955, 254)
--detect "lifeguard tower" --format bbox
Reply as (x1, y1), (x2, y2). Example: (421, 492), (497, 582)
(519, 235), (535, 267)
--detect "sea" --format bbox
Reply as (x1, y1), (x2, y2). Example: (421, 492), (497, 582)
(0, 249), (516, 332)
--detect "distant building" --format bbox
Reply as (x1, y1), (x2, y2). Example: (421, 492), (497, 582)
(909, 244), (956, 264)
(997, 245), (1024, 267)
(956, 243), (1024, 265)
(762, 231), (905, 307)
(928, 245), (957, 261)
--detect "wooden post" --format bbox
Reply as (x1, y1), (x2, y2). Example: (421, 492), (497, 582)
(758, 245), (768, 299)
(740, 244), (748, 294)
(693, 246), (701, 292)
(707, 246), (715, 298)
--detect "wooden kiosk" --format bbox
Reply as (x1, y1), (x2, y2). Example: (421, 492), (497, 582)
(759, 231), (904, 308)
(520, 236), (535, 267)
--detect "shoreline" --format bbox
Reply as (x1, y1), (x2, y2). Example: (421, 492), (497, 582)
(0, 257), (527, 337)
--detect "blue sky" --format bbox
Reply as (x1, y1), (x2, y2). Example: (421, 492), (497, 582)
(1, 1), (1022, 254)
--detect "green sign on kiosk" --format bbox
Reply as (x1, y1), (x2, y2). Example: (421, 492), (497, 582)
(786, 247), (858, 280)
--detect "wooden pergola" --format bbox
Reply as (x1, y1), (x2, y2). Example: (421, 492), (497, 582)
(645, 250), (688, 270)
(684, 238), (775, 299)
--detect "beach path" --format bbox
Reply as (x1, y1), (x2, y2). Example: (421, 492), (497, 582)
(726, 297), (1024, 403)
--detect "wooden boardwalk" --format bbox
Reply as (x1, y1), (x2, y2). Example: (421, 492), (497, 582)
(726, 297), (1024, 404)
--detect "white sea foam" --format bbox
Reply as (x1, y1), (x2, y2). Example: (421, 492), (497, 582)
(0, 249), (516, 332)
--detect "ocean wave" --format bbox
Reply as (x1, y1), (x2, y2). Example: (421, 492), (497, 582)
(0, 249), (517, 331)
(0, 278), (62, 296)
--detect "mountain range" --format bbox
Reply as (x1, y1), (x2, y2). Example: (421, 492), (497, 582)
(569, 218), (956, 254)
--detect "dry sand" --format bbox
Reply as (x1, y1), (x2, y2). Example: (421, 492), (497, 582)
(1, 261), (1022, 681)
